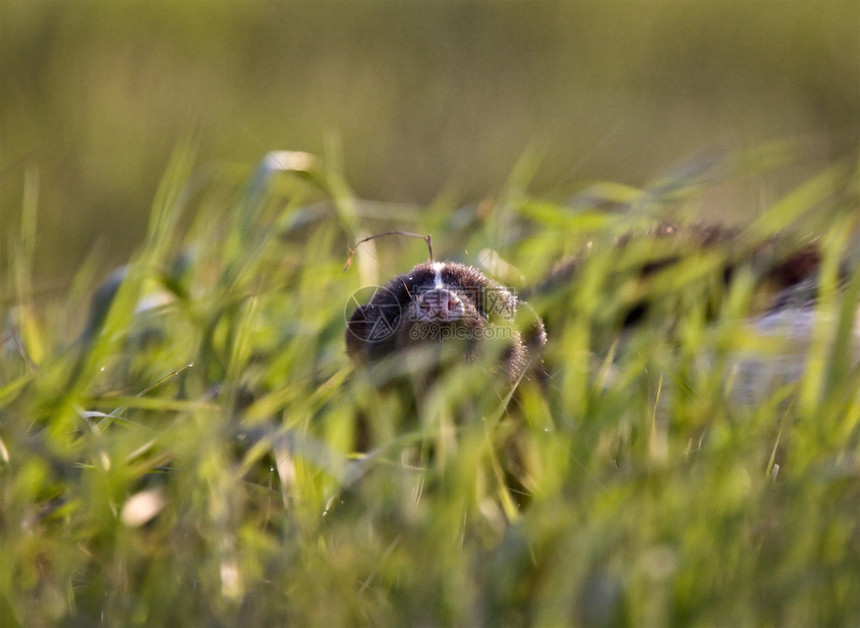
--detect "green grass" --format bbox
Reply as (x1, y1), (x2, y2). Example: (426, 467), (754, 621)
(2, 143), (860, 626)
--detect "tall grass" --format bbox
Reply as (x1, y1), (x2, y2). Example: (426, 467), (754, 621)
(1, 144), (860, 626)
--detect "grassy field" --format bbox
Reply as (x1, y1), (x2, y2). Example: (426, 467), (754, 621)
(2, 144), (860, 626)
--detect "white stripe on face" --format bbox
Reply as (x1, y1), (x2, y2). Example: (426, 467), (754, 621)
(432, 262), (445, 289)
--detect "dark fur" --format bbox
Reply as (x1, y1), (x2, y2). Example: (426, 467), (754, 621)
(346, 261), (546, 385)
(347, 227), (824, 385)
(525, 222), (824, 329)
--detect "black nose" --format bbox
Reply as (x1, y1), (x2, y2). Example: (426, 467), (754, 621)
(414, 288), (466, 322)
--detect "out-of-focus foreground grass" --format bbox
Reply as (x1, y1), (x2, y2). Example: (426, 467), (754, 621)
(1, 143), (860, 625)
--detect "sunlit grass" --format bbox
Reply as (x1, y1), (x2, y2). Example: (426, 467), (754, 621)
(1, 145), (860, 625)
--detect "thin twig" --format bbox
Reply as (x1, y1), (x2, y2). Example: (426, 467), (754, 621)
(343, 231), (434, 271)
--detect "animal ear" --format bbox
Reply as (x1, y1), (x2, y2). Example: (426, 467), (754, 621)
(346, 305), (376, 361)
(518, 302), (547, 352)
(495, 301), (547, 383)
(345, 304), (401, 362)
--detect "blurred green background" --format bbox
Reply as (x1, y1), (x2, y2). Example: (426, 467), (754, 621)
(2, 2), (858, 286)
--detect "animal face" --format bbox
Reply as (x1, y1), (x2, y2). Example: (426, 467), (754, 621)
(345, 261), (546, 385)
